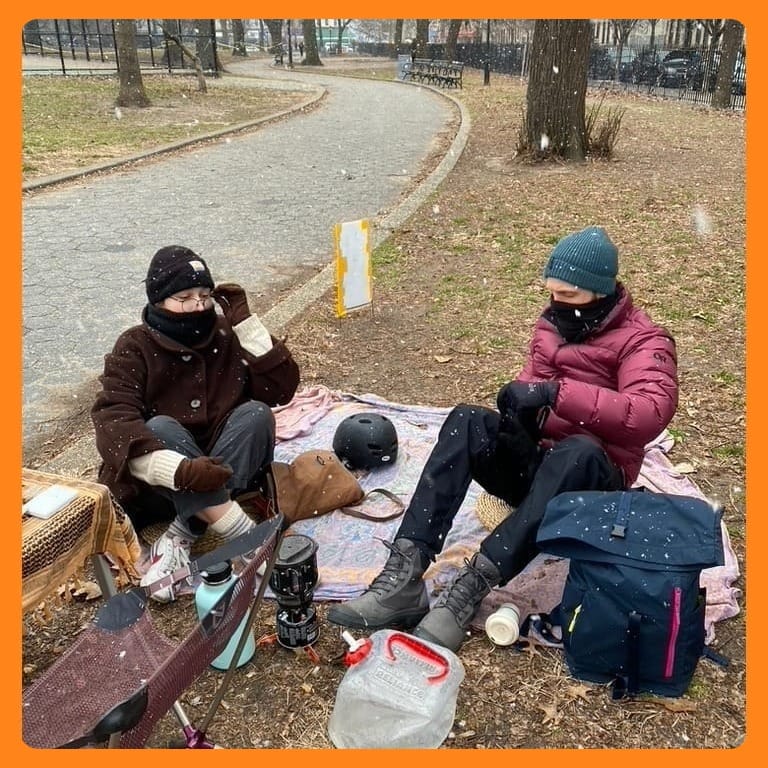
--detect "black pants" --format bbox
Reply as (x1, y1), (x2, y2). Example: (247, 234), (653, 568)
(128, 401), (275, 534)
(395, 404), (624, 584)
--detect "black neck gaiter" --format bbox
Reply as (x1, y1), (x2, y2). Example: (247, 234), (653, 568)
(144, 304), (217, 347)
(545, 292), (620, 343)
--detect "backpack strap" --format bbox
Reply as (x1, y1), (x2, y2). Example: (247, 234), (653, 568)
(340, 488), (405, 522)
(610, 491), (633, 538)
(702, 645), (730, 667)
(611, 611), (642, 699)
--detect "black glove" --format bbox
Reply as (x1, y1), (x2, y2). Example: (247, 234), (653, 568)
(496, 417), (540, 470)
(496, 381), (560, 417)
(212, 283), (251, 325)
(500, 407), (541, 444)
(174, 456), (233, 492)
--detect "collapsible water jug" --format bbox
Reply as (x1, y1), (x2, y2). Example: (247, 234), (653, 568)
(327, 629), (465, 749)
(195, 560), (256, 670)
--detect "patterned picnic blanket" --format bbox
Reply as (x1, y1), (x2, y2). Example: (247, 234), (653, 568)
(274, 386), (741, 644)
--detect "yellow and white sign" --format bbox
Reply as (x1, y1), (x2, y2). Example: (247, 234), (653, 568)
(334, 219), (372, 317)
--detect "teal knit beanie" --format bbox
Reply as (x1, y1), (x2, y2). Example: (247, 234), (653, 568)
(543, 226), (618, 295)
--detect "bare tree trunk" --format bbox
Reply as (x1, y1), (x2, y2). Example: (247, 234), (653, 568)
(394, 19), (403, 46)
(232, 19), (247, 56)
(195, 19), (217, 72)
(648, 18), (658, 49)
(712, 19), (744, 109)
(683, 20), (694, 48)
(115, 19), (150, 107)
(302, 19), (322, 65)
(263, 19), (283, 54)
(523, 19), (591, 162)
(445, 19), (463, 62)
(336, 19), (351, 54)
(414, 19), (430, 58)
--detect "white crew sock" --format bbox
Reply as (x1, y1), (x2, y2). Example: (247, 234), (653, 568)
(209, 501), (256, 540)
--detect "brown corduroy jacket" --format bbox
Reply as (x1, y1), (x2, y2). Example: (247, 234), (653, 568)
(91, 314), (300, 504)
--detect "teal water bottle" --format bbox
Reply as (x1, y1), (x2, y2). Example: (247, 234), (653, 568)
(195, 560), (256, 670)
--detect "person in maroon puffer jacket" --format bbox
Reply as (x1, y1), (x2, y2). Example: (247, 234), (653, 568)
(328, 226), (678, 650)
(92, 245), (300, 601)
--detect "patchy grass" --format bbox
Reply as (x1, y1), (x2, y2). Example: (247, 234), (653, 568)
(22, 74), (310, 178)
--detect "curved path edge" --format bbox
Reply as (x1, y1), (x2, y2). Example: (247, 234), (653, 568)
(263, 83), (472, 332)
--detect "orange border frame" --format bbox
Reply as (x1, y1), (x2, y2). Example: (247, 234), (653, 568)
(8, 3), (759, 765)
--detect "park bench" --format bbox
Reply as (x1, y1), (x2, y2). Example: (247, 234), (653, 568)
(403, 58), (464, 89)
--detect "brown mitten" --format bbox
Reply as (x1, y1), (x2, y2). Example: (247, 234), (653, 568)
(212, 283), (251, 325)
(174, 456), (233, 492)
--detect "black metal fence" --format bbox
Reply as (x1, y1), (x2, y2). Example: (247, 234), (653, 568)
(23, 22), (745, 111)
(357, 40), (745, 110)
(21, 19), (219, 74)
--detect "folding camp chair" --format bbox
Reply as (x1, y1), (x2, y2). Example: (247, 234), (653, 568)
(22, 509), (285, 749)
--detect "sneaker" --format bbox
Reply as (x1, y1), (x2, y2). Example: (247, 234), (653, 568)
(140, 533), (193, 603)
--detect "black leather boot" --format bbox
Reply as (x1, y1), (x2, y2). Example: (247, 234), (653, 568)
(327, 538), (430, 630)
(411, 552), (501, 651)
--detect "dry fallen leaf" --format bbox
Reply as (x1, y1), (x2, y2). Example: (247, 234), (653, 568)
(565, 683), (592, 701)
(672, 462), (697, 474)
(539, 702), (563, 725)
(434, 355), (453, 363)
(72, 581), (102, 601)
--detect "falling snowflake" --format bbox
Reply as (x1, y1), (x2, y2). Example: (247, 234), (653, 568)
(692, 204), (713, 236)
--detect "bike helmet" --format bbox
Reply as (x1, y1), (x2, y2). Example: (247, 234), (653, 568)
(332, 413), (398, 471)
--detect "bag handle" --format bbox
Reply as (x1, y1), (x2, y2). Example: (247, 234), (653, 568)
(340, 488), (405, 522)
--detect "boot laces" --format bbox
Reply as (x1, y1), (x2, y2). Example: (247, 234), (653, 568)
(365, 538), (415, 596)
(435, 557), (493, 620)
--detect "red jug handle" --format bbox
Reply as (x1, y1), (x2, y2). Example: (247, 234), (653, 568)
(384, 632), (449, 682)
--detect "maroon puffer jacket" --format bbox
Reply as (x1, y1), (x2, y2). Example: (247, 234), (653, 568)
(517, 284), (678, 484)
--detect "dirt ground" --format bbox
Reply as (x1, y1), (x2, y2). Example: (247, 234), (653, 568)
(22, 61), (746, 750)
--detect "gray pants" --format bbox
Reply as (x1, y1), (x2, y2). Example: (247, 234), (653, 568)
(145, 401), (275, 529)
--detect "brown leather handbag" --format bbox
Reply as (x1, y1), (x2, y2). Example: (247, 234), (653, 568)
(270, 450), (404, 526)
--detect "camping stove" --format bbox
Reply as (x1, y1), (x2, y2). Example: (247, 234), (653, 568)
(269, 534), (319, 649)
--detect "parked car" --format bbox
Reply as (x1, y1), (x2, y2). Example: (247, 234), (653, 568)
(657, 49), (701, 88)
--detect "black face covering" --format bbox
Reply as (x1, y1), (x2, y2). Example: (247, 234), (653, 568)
(144, 304), (217, 347)
(545, 292), (620, 343)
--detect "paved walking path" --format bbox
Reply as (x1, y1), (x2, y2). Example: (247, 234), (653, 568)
(22, 58), (466, 455)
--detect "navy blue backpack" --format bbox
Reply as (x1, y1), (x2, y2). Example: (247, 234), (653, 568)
(536, 490), (724, 698)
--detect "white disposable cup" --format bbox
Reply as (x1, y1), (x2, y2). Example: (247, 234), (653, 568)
(485, 603), (521, 646)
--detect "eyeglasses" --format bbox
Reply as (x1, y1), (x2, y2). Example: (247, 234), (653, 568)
(166, 292), (213, 312)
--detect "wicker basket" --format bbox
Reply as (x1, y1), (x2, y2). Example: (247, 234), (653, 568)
(474, 491), (516, 531)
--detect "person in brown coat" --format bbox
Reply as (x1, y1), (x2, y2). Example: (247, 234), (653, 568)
(92, 245), (300, 601)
